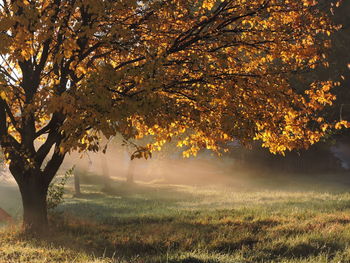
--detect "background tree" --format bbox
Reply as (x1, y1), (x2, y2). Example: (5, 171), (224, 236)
(100, 153), (113, 190)
(73, 170), (81, 197)
(0, 0), (345, 233)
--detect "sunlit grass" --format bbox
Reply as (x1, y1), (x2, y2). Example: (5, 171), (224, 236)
(2, 174), (350, 262)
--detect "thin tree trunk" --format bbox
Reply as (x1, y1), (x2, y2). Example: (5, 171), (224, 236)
(127, 160), (134, 184)
(74, 173), (81, 197)
(101, 154), (111, 190)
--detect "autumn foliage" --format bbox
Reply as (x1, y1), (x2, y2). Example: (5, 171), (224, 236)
(0, 0), (346, 232)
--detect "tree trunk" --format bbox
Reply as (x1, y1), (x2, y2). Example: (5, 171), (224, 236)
(17, 177), (49, 234)
(126, 160), (134, 184)
(74, 173), (81, 197)
(101, 154), (111, 189)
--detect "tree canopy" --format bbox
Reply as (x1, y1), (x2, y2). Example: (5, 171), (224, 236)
(0, 0), (347, 232)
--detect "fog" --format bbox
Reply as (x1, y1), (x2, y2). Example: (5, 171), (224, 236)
(52, 139), (350, 193)
(1, 138), (350, 193)
(62, 148), (239, 186)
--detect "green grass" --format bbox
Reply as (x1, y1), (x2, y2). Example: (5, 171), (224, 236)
(2, 174), (350, 262)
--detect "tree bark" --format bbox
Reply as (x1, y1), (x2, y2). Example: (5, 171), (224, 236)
(17, 176), (49, 234)
(9, 149), (65, 234)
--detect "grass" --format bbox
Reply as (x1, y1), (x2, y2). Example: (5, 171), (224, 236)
(2, 173), (350, 262)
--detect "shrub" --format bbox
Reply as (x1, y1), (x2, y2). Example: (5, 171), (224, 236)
(47, 167), (74, 211)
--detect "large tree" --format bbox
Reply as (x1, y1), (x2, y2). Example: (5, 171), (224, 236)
(0, 0), (345, 233)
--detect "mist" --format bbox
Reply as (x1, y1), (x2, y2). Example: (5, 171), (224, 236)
(53, 139), (350, 194)
(62, 148), (237, 186)
(1, 137), (350, 194)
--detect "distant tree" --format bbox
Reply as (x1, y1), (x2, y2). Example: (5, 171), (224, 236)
(126, 159), (135, 184)
(100, 153), (113, 190)
(125, 141), (152, 184)
(73, 171), (81, 197)
(0, 0), (346, 233)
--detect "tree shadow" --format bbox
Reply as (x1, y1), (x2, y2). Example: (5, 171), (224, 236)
(71, 192), (107, 199)
(32, 211), (345, 263)
(40, 213), (277, 258)
(170, 257), (223, 263)
(60, 180), (203, 223)
(4, 178), (350, 262)
(6, 199), (348, 263)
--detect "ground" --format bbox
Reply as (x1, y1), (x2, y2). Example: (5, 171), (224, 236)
(2, 173), (350, 263)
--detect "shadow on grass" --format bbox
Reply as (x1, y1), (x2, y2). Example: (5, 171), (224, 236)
(259, 239), (344, 261)
(173, 258), (210, 263)
(4, 176), (350, 263)
(43, 215), (270, 258)
(73, 192), (107, 199)
(170, 256), (234, 263)
(60, 179), (203, 224)
(42, 178), (350, 261)
(36, 212), (346, 263)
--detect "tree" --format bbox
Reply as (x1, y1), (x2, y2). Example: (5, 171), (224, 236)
(100, 153), (112, 190)
(0, 0), (346, 233)
(73, 171), (81, 197)
(124, 139), (153, 184)
(126, 159), (135, 184)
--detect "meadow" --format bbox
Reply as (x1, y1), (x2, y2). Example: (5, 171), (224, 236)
(2, 172), (350, 263)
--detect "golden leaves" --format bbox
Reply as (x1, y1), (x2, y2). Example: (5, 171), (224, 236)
(335, 120), (350, 130)
(202, 0), (216, 10)
(0, 91), (7, 101)
(0, 0), (343, 159)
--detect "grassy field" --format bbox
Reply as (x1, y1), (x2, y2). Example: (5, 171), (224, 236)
(2, 173), (350, 262)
